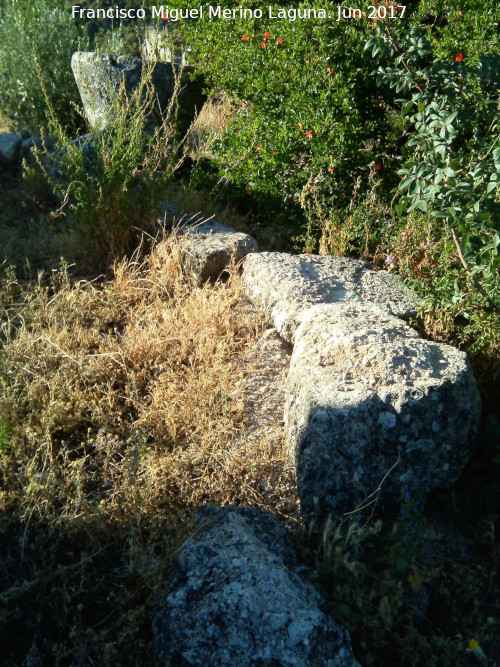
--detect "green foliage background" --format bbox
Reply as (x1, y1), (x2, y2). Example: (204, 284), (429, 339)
(176, 0), (499, 371)
(0, 0), (89, 131)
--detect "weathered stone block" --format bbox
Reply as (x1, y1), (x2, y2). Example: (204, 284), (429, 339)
(154, 505), (359, 666)
(71, 52), (204, 134)
(285, 303), (481, 521)
(0, 131), (29, 163)
(242, 252), (418, 343)
(181, 219), (258, 284)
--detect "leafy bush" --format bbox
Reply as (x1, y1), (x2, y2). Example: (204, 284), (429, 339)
(179, 0), (499, 372)
(0, 0), (88, 132)
(368, 18), (500, 309)
(181, 1), (377, 212)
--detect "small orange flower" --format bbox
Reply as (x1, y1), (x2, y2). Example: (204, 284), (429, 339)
(327, 166), (333, 173)
(247, 188), (252, 195)
(305, 130), (314, 139)
(327, 66), (333, 74)
(242, 34), (249, 41)
(198, 54), (202, 59)
(298, 122), (304, 129)
(162, 13), (167, 19)
(277, 37), (283, 45)
(256, 145), (262, 152)
(264, 32), (270, 39)
(260, 41), (267, 48)
(375, 163), (382, 170)
(313, 58), (318, 64)
(455, 52), (464, 62)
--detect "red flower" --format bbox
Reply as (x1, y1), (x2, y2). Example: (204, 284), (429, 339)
(247, 188), (252, 195)
(264, 32), (270, 39)
(242, 34), (249, 41)
(455, 52), (464, 62)
(375, 163), (382, 170)
(277, 38), (283, 45)
(305, 130), (314, 139)
(162, 13), (167, 19)
(327, 166), (333, 173)
(260, 41), (266, 48)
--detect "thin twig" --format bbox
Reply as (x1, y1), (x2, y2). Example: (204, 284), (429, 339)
(451, 227), (499, 313)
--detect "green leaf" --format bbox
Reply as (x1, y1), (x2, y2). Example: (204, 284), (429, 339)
(401, 100), (414, 116)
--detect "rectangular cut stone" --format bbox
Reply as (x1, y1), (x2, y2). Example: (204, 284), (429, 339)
(180, 219), (258, 284)
(243, 252), (419, 343)
(285, 303), (481, 522)
(71, 52), (203, 134)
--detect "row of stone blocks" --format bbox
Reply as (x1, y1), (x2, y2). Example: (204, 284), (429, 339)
(151, 221), (481, 665)
(175, 222), (480, 522)
(243, 251), (481, 522)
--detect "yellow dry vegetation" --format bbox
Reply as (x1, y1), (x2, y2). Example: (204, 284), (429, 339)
(0, 233), (295, 530)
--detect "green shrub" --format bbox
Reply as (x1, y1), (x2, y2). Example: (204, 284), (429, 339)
(369, 18), (500, 309)
(180, 1), (378, 211)
(0, 0), (89, 132)
(179, 0), (499, 373)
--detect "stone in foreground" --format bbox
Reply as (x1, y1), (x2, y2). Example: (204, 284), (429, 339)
(180, 219), (258, 284)
(286, 303), (481, 521)
(242, 252), (418, 343)
(153, 506), (359, 667)
(71, 52), (204, 133)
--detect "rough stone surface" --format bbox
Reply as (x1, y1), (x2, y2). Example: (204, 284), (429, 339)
(0, 131), (28, 163)
(180, 219), (258, 284)
(242, 252), (419, 343)
(232, 327), (291, 445)
(285, 303), (481, 520)
(71, 52), (204, 133)
(153, 505), (360, 667)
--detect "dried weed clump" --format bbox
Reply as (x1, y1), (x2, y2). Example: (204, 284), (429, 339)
(0, 233), (296, 662)
(0, 234), (294, 526)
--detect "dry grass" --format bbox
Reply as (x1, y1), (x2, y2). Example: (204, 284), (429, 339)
(0, 115), (12, 133)
(0, 232), (296, 663)
(0, 232), (295, 524)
